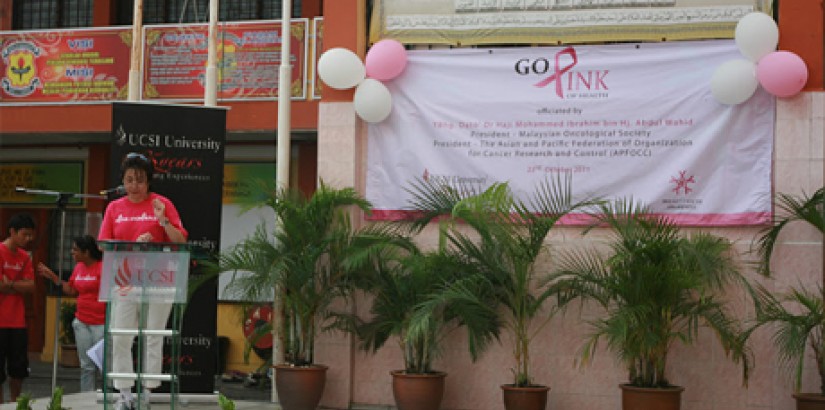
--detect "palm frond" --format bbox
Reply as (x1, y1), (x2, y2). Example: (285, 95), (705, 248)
(549, 198), (750, 387)
(755, 188), (825, 276)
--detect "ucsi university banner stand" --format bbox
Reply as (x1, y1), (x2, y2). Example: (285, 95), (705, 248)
(109, 102), (226, 393)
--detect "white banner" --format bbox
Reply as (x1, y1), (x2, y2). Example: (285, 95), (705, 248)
(366, 40), (775, 226)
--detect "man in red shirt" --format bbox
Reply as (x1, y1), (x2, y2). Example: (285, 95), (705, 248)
(0, 213), (36, 403)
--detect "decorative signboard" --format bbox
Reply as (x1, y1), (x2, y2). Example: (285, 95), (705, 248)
(143, 19), (308, 101)
(369, 0), (765, 45)
(0, 28), (131, 104)
(311, 17), (323, 100)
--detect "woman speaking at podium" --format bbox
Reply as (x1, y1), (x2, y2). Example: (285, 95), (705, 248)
(98, 152), (187, 410)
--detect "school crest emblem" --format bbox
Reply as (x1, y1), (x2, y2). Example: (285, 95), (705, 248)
(1, 41), (42, 97)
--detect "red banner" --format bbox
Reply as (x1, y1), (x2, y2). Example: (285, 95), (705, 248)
(311, 17), (323, 100)
(0, 28), (132, 104)
(143, 19), (308, 101)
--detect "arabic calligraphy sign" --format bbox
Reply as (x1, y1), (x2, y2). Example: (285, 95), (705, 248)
(369, 0), (768, 45)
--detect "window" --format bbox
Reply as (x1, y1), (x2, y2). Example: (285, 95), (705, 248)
(117, 0), (303, 25)
(47, 209), (93, 290)
(12, 0), (93, 30)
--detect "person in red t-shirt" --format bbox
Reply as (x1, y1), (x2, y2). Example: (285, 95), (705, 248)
(0, 213), (36, 403)
(98, 152), (187, 410)
(37, 235), (105, 392)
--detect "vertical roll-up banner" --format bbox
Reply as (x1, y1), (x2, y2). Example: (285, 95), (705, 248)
(110, 102), (226, 393)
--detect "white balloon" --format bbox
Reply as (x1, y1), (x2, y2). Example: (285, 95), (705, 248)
(354, 79), (393, 123)
(317, 48), (366, 90)
(710, 59), (758, 105)
(735, 12), (779, 62)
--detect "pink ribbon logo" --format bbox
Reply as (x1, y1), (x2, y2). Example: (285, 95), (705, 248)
(534, 47), (578, 98)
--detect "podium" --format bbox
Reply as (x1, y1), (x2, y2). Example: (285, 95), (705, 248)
(99, 241), (191, 410)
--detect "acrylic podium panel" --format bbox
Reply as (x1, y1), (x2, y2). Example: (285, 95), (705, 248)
(99, 241), (191, 410)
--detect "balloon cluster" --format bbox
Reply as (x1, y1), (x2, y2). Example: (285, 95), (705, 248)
(317, 39), (408, 123)
(712, 12), (808, 105)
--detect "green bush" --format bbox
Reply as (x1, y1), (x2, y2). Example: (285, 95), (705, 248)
(59, 302), (76, 345)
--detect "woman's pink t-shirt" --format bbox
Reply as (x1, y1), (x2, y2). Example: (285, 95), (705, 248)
(69, 260), (106, 325)
(98, 192), (187, 242)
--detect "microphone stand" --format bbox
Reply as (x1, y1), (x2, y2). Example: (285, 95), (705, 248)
(14, 187), (107, 394)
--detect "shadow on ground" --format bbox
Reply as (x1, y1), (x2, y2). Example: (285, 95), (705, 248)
(3, 356), (271, 404)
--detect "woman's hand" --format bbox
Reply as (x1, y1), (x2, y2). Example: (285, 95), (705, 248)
(136, 232), (154, 242)
(37, 262), (55, 279)
(36, 262), (59, 284)
(153, 198), (167, 225)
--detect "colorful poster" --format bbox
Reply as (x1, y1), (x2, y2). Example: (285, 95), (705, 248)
(311, 17), (323, 99)
(142, 24), (210, 100)
(0, 162), (85, 205)
(143, 19), (308, 101)
(370, 0), (764, 45)
(366, 40), (775, 226)
(0, 28), (131, 104)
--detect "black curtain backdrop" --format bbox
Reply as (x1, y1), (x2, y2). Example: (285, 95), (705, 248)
(110, 102), (226, 393)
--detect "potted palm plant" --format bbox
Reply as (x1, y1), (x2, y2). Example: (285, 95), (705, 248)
(347, 237), (498, 410)
(752, 187), (825, 409)
(219, 183), (375, 410)
(406, 176), (590, 410)
(549, 199), (751, 410)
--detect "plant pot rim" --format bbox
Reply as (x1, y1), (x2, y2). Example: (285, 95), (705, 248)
(619, 383), (685, 392)
(273, 363), (329, 370)
(500, 384), (550, 392)
(390, 370), (447, 377)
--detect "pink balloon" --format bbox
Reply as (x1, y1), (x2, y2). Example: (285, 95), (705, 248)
(365, 39), (408, 81)
(756, 51), (809, 98)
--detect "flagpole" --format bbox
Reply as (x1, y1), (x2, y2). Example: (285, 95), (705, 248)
(128, 0), (143, 101)
(204, 0), (219, 106)
(272, 0), (292, 404)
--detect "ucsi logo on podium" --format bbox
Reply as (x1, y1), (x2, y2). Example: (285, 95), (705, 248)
(101, 250), (189, 303)
(113, 256), (179, 297)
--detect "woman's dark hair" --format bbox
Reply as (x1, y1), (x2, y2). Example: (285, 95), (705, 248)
(121, 152), (154, 183)
(73, 235), (103, 261)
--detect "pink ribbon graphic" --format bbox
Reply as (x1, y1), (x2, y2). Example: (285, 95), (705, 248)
(534, 47), (578, 98)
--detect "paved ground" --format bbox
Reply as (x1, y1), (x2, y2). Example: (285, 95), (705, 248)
(0, 355), (271, 406)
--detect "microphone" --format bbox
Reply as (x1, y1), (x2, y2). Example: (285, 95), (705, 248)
(100, 185), (126, 196)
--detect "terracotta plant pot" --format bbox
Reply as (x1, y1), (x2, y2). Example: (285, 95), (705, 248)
(274, 364), (328, 410)
(794, 393), (825, 410)
(620, 384), (684, 410)
(501, 384), (550, 410)
(59, 344), (80, 368)
(391, 370), (447, 410)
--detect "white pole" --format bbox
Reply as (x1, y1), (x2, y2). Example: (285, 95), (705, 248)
(204, 0), (219, 106)
(128, 0), (143, 101)
(272, 0), (292, 404)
